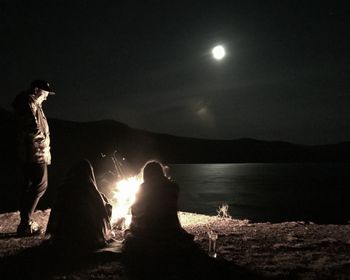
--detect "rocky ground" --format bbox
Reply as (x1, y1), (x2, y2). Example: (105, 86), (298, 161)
(1, 210), (350, 279)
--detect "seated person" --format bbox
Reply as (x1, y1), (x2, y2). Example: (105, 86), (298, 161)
(125, 160), (193, 248)
(123, 161), (209, 280)
(46, 159), (112, 251)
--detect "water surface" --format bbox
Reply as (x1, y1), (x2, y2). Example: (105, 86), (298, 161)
(169, 163), (350, 223)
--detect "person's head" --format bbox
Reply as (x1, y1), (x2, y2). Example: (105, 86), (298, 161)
(30, 80), (55, 104)
(66, 159), (96, 185)
(142, 160), (166, 182)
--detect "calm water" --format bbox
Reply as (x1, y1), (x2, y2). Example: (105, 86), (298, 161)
(169, 163), (350, 223)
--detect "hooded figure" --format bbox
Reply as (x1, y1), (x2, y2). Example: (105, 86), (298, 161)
(46, 159), (112, 250)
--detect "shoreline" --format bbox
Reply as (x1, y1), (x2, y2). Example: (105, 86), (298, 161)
(1, 210), (350, 279)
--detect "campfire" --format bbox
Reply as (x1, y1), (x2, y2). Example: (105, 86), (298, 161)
(102, 151), (143, 229)
(111, 176), (143, 229)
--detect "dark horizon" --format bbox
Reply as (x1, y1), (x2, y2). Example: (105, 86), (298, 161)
(1, 105), (349, 146)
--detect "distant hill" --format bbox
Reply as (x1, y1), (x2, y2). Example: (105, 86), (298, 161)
(0, 107), (349, 213)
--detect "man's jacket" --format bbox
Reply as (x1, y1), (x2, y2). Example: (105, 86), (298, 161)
(12, 91), (51, 165)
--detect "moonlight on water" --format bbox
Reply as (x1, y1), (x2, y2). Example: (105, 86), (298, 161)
(212, 45), (226, 60)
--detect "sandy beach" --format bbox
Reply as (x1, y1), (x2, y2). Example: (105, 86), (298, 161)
(0, 210), (349, 279)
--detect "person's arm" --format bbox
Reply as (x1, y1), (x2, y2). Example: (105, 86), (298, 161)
(15, 99), (38, 132)
(18, 100), (48, 162)
(100, 192), (113, 218)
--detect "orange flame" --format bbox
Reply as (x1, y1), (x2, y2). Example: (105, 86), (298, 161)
(111, 176), (142, 228)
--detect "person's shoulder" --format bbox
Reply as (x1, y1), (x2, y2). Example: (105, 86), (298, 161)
(12, 91), (33, 109)
(166, 179), (179, 190)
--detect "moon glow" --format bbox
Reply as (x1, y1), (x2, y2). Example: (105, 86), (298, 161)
(212, 45), (226, 60)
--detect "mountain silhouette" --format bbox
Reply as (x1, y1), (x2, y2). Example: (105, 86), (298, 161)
(0, 107), (349, 213)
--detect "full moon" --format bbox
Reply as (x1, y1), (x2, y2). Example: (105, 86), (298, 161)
(212, 45), (226, 60)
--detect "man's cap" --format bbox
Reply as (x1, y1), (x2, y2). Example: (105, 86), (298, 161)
(30, 80), (56, 95)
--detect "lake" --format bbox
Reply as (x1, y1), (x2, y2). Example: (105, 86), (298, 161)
(169, 163), (350, 223)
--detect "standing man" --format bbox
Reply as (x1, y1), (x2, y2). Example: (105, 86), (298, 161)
(12, 80), (55, 236)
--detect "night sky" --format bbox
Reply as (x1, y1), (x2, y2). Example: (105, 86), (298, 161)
(1, 1), (349, 145)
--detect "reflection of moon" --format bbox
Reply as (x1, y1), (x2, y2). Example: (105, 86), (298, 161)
(212, 45), (226, 60)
